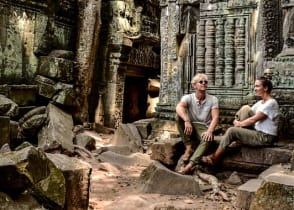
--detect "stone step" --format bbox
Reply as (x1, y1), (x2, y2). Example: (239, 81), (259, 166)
(220, 146), (292, 173)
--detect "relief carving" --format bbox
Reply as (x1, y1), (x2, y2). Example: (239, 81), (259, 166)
(278, 0), (294, 56)
(111, 0), (142, 38)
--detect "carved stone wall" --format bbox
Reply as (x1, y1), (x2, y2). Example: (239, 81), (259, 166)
(96, 0), (160, 128)
(157, 0), (259, 121)
(0, 0), (76, 84)
(262, 0), (294, 137)
(158, 0), (294, 138)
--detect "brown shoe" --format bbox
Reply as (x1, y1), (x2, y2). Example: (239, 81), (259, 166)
(201, 155), (216, 166)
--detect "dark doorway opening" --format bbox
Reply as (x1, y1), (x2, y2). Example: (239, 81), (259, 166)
(122, 76), (148, 123)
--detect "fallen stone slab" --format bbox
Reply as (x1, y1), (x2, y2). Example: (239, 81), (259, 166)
(139, 161), (202, 196)
(46, 153), (92, 210)
(38, 103), (74, 153)
(111, 123), (144, 153)
(0, 146), (66, 209)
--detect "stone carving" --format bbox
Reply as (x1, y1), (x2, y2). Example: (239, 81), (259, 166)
(215, 18), (225, 86)
(235, 18), (246, 87)
(224, 18), (235, 87)
(278, 0), (294, 56)
(196, 19), (205, 74)
(111, 0), (142, 37)
(128, 44), (158, 68)
(0, 94), (19, 118)
(262, 0), (283, 59)
(205, 19), (216, 84)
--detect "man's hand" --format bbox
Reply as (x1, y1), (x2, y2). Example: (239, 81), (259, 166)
(184, 121), (193, 135)
(201, 130), (213, 142)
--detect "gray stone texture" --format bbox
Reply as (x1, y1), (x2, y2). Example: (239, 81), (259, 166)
(46, 153), (92, 210)
(38, 103), (74, 153)
(139, 161), (202, 196)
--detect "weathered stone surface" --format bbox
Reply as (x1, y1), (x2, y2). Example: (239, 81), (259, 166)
(0, 192), (44, 210)
(291, 150), (294, 170)
(0, 155), (32, 195)
(35, 75), (75, 106)
(98, 151), (152, 168)
(75, 132), (96, 151)
(7, 85), (38, 106)
(35, 75), (58, 98)
(258, 163), (291, 180)
(46, 153), (92, 210)
(38, 103), (74, 153)
(38, 56), (74, 83)
(222, 146), (292, 173)
(150, 138), (184, 166)
(133, 119), (153, 139)
(236, 164), (293, 210)
(0, 146), (66, 209)
(250, 171), (294, 210)
(52, 83), (75, 106)
(0, 95), (19, 118)
(111, 123), (144, 153)
(0, 116), (10, 147)
(236, 179), (263, 210)
(74, 0), (102, 123)
(139, 161), (202, 195)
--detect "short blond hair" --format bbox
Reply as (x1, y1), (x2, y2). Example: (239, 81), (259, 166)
(191, 73), (208, 85)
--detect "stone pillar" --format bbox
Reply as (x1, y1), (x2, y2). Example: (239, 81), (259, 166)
(215, 18), (225, 86)
(156, 0), (180, 119)
(224, 18), (235, 87)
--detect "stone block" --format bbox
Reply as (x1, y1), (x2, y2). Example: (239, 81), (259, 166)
(46, 153), (92, 210)
(35, 75), (57, 98)
(222, 146), (292, 173)
(38, 56), (74, 83)
(236, 178), (263, 210)
(250, 171), (294, 210)
(133, 119), (152, 139)
(38, 103), (74, 153)
(258, 163), (291, 180)
(150, 138), (184, 166)
(8, 85), (38, 106)
(139, 161), (202, 195)
(0, 116), (10, 147)
(111, 123), (143, 153)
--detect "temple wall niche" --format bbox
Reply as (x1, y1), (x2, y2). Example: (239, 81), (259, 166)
(0, 0), (76, 84)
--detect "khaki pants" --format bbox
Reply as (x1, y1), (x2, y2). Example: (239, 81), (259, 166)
(176, 115), (210, 165)
(219, 105), (276, 149)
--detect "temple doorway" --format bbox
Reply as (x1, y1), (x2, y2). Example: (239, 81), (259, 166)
(122, 76), (148, 123)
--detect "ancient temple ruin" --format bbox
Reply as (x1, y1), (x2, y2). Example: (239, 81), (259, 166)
(157, 0), (294, 139)
(1, 0), (293, 138)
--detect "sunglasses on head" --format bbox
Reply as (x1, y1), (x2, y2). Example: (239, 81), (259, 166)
(198, 80), (208, 84)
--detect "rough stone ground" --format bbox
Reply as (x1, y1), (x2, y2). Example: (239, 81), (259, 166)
(85, 131), (245, 210)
